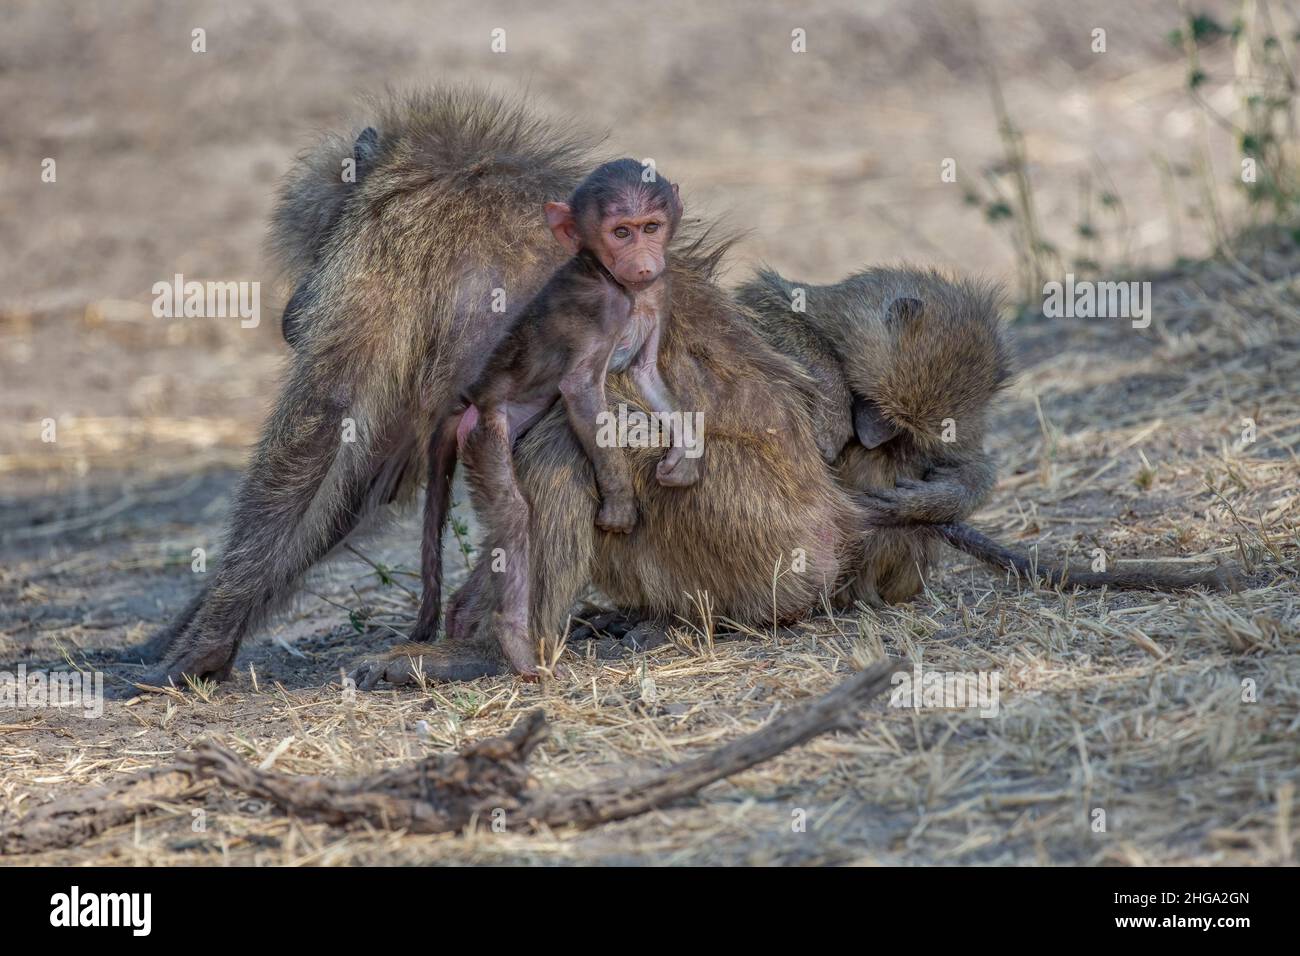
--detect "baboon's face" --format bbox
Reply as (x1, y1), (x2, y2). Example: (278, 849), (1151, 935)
(591, 203), (673, 288)
(544, 181), (682, 290)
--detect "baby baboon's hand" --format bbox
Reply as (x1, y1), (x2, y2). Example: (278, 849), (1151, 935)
(596, 496), (638, 533)
(655, 448), (701, 487)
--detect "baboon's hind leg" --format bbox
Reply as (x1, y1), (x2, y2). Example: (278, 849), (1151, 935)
(461, 407), (536, 676)
(410, 419), (458, 643)
(140, 371), (415, 687)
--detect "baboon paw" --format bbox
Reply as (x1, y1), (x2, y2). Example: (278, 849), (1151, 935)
(348, 646), (506, 689)
(595, 621), (669, 659)
(495, 625), (540, 680)
(859, 489), (911, 527)
(596, 498), (638, 533)
(136, 648), (233, 693)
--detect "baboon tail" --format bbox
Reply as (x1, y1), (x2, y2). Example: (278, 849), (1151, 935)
(934, 522), (1238, 591)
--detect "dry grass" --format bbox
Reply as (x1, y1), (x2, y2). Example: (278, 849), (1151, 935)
(3, 241), (1298, 866)
(1, 0), (1297, 867)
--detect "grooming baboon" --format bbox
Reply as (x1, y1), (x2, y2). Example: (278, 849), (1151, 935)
(280, 126), (380, 349)
(736, 267), (1239, 597)
(356, 264), (1238, 686)
(428, 159), (699, 675)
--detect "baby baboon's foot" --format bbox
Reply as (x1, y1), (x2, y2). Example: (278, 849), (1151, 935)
(655, 452), (700, 487)
(348, 641), (506, 690)
(596, 496), (637, 534)
(490, 613), (539, 681)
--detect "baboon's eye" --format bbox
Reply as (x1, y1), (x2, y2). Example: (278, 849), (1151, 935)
(644, 222), (659, 234)
(614, 226), (631, 239)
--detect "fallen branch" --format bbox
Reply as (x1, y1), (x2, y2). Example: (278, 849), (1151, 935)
(529, 657), (902, 827)
(0, 764), (202, 856)
(1, 659), (902, 854)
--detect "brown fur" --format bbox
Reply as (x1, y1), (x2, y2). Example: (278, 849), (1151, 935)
(142, 87), (599, 683)
(144, 88), (1231, 689)
(737, 267), (1238, 599)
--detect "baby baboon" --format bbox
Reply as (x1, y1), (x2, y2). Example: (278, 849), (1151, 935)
(280, 126), (380, 349)
(737, 267), (1239, 597)
(434, 159), (700, 674)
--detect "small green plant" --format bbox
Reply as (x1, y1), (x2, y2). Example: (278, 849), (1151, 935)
(183, 673), (218, 702)
(449, 506), (475, 570)
(1171, 6), (1300, 230)
(1134, 450), (1157, 490)
(960, 64), (1057, 305)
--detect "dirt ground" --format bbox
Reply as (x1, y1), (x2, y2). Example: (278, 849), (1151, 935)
(1, 0), (1297, 865)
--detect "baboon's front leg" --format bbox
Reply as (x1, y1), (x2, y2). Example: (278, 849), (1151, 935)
(859, 453), (998, 526)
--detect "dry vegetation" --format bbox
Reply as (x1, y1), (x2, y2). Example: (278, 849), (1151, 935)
(1, 0), (1298, 865)
(3, 244), (1296, 865)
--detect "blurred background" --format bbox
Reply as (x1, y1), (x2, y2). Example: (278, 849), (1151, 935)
(0, 0), (1288, 615)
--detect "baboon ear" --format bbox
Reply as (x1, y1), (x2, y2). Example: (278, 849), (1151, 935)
(354, 127), (379, 162)
(885, 297), (924, 327)
(670, 182), (683, 221)
(852, 396), (901, 449)
(545, 202), (581, 254)
(353, 127), (380, 179)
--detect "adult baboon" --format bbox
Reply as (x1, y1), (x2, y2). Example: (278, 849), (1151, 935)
(140, 88), (596, 684)
(738, 267), (1237, 598)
